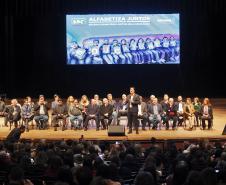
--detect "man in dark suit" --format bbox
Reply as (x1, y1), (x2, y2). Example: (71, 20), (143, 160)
(99, 98), (113, 129)
(4, 99), (21, 128)
(6, 125), (25, 143)
(127, 87), (140, 134)
(176, 95), (185, 126)
(147, 98), (163, 129)
(52, 98), (68, 131)
(84, 99), (100, 131)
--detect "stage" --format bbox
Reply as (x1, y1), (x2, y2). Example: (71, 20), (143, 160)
(0, 99), (226, 141)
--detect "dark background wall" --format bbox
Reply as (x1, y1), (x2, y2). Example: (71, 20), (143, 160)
(1, 0), (226, 99)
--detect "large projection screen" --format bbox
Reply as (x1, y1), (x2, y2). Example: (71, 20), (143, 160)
(66, 14), (180, 65)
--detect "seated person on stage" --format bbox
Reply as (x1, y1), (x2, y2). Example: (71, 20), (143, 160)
(161, 94), (169, 125)
(4, 99), (21, 128)
(80, 95), (90, 109)
(176, 95), (185, 126)
(83, 99), (99, 131)
(200, 98), (213, 130)
(68, 99), (83, 130)
(52, 98), (68, 131)
(21, 97), (34, 132)
(80, 95), (90, 120)
(66, 95), (75, 112)
(0, 96), (5, 116)
(33, 95), (49, 129)
(94, 94), (102, 107)
(147, 97), (163, 130)
(138, 96), (149, 130)
(0, 96), (7, 126)
(165, 98), (178, 130)
(107, 93), (118, 125)
(193, 97), (202, 127)
(184, 98), (195, 130)
(149, 94), (156, 104)
(117, 94), (128, 125)
(99, 98), (113, 129)
(51, 94), (59, 110)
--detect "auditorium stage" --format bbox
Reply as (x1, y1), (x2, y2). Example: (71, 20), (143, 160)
(0, 99), (226, 141)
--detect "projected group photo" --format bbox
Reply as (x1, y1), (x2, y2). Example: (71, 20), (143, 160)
(66, 14), (180, 65)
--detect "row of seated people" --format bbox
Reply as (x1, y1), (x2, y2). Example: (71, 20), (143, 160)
(0, 93), (213, 131)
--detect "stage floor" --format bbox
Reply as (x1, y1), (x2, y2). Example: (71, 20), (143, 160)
(1, 99), (226, 141)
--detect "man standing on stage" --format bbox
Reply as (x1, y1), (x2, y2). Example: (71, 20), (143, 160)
(127, 87), (140, 134)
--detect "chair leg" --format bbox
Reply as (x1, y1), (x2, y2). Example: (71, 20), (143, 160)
(9, 121), (12, 130)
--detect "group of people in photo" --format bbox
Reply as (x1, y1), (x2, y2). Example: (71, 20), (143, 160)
(68, 35), (180, 64)
(0, 87), (213, 134)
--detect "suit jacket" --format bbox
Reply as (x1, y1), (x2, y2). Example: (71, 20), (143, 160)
(147, 103), (163, 115)
(5, 105), (21, 116)
(52, 104), (68, 115)
(139, 102), (147, 114)
(99, 104), (113, 116)
(34, 103), (49, 116)
(200, 105), (213, 119)
(108, 99), (118, 111)
(86, 104), (99, 115)
(160, 101), (168, 112)
(127, 94), (140, 113)
(175, 102), (185, 113)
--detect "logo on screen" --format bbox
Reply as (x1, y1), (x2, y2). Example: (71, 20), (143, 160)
(71, 18), (86, 25)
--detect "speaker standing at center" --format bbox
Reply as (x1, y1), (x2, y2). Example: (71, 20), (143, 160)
(108, 125), (125, 136)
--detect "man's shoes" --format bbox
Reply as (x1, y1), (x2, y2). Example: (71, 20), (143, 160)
(54, 127), (57, 131)
(96, 128), (99, 131)
(136, 130), (139, 134)
(127, 130), (132, 134)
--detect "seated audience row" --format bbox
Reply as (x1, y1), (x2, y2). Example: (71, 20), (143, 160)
(0, 138), (226, 185)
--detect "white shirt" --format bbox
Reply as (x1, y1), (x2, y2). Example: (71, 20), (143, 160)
(130, 95), (134, 108)
(39, 105), (45, 115)
(204, 105), (209, 115)
(153, 105), (158, 115)
(178, 102), (183, 112)
(138, 104), (142, 115)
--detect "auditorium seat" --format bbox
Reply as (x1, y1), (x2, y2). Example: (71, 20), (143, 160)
(0, 171), (8, 184)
